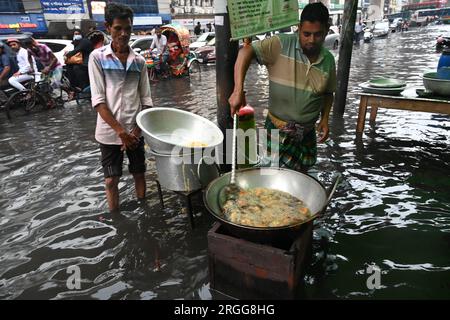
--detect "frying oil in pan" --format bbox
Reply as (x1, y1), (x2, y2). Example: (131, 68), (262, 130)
(223, 187), (312, 227)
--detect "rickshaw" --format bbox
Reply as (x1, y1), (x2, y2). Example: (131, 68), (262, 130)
(143, 24), (201, 80)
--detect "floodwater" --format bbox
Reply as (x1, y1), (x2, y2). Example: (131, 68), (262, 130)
(0, 25), (449, 299)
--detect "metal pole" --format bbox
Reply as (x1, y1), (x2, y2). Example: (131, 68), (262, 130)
(215, 0), (238, 170)
(334, 0), (358, 116)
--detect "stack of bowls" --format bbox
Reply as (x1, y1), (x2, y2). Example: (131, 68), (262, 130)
(136, 108), (224, 192)
(360, 78), (407, 95)
(422, 72), (450, 97)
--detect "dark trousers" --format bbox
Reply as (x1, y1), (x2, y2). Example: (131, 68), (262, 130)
(354, 32), (362, 44)
(66, 64), (89, 90)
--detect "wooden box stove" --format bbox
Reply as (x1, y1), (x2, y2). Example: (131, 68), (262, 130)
(207, 221), (313, 299)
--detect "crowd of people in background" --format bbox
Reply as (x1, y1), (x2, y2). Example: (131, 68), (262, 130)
(0, 12), (419, 103)
(0, 27), (107, 103)
(2, 19), (207, 101)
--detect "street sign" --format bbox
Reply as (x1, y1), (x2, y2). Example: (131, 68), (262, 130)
(133, 16), (163, 26)
(228, 0), (299, 40)
(40, 0), (85, 14)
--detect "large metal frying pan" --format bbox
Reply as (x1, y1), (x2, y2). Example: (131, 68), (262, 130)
(203, 167), (341, 245)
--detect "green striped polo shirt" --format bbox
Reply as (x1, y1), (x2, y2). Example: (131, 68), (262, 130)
(252, 33), (336, 124)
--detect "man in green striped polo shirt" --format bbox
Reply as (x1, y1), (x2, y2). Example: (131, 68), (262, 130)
(229, 2), (336, 172)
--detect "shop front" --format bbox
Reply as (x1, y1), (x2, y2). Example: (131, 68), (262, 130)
(0, 13), (48, 36)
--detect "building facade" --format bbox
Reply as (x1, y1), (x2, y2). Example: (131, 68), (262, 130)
(298, 1), (365, 27)
(0, 0), (47, 35)
(171, 0), (214, 16)
(403, 0), (449, 9)
(0, 0), (171, 36)
(0, 0), (24, 12)
(98, 0), (172, 32)
(388, 0), (403, 13)
(170, 0), (215, 33)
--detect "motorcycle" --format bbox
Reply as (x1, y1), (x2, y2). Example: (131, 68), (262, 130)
(363, 27), (374, 43)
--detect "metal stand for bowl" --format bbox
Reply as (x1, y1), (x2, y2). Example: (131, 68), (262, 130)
(156, 180), (202, 229)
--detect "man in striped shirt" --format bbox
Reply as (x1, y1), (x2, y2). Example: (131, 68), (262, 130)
(229, 3), (336, 172)
(89, 3), (153, 214)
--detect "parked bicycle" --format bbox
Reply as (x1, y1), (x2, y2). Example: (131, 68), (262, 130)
(1, 73), (62, 119)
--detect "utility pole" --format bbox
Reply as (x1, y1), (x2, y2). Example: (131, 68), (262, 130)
(215, 0), (239, 169)
(334, 0), (358, 115)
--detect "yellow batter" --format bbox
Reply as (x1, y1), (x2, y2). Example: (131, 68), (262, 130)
(222, 187), (312, 227)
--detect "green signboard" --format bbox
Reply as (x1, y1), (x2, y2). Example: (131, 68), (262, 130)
(228, 0), (300, 40)
(330, 4), (344, 10)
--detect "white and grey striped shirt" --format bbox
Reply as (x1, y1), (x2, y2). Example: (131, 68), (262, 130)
(89, 44), (153, 145)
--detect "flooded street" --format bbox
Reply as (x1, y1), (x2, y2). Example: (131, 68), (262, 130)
(0, 25), (449, 299)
